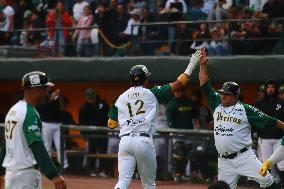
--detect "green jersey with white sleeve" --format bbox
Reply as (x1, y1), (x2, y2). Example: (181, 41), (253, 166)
(3, 100), (43, 171)
(202, 81), (277, 155)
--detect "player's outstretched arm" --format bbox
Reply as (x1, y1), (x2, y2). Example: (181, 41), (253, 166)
(170, 50), (202, 91)
(199, 48), (209, 86)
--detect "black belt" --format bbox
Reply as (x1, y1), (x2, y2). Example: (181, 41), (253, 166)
(120, 133), (150, 138)
(218, 147), (249, 159)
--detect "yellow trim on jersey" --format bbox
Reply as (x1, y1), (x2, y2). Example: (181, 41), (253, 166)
(108, 118), (118, 129)
(177, 74), (189, 86)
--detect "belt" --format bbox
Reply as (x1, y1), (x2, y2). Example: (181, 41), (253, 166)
(218, 147), (248, 159)
(120, 133), (150, 138)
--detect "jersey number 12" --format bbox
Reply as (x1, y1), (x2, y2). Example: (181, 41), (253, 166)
(126, 100), (146, 117)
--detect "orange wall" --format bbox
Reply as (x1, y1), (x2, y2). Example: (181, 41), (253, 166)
(0, 81), (262, 121)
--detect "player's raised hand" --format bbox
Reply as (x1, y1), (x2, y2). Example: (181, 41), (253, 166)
(52, 176), (67, 189)
(200, 48), (208, 66)
(259, 160), (272, 177)
(184, 49), (202, 76)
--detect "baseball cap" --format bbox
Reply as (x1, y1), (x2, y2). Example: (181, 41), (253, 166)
(257, 85), (265, 92)
(85, 88), (96, 98)
(217, 82), (240, 95)
(279, 85), (284, 93)
(129, 8), (141, 15)
(22, 71), (54, 89)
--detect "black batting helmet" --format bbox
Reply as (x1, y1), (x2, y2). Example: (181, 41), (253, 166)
(217, 82), (240, 96)
(130, 65), (151, 86)
(22, 71), (54, 89)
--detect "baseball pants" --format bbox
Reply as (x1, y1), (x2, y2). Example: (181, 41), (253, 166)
(218, 148), (274, 189)
(5, 168), (41, 189)
(114, 134), (157, 189)
(42, 122), (69, 168)
(258, 138), (284, 183)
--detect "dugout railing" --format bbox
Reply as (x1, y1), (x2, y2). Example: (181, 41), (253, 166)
(59, 124), (214, 180)
(0, 123), (214, 180)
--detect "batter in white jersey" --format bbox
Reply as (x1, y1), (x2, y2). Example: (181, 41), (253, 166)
(198, 48), (284, 189)
(0, 71), (66, 189)
(107, 51), (202, 189)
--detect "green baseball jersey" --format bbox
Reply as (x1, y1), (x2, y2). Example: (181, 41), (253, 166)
(166, 97), (199, 129)
(108, 84), (172, 136)
(202, 81), (277, 155)
(3, 100), (43, 171)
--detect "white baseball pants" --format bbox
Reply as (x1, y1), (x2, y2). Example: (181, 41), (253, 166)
(114, 134), (157, 189)
(218, 149), (274, 189)
(42, 122), (69, 168)
(5, 168), (41, 189)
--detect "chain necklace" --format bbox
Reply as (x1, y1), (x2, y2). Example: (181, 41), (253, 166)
(221, 104), (236, 114)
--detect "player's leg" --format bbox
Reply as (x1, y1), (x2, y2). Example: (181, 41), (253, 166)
(259, 138), (280, 183)
(272, 139), (284, 184)
(218, 158), (240, 189)
(237, 149), (275, 188)
(172, 139), (187, 181)
(114, 137), (136, 189)
(135, 137), (157, 189)
(53, 123), (69, 169)
(5, 169), (41, 189)
(42, 122), (54, 155)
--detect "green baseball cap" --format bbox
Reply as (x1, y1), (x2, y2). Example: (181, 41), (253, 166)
(258, 85), (265, 92)
(279, 85), (284, 93)
(85, 88), (96, 98)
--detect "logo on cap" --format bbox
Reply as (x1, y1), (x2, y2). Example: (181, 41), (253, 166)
(29, 75), (40, 85)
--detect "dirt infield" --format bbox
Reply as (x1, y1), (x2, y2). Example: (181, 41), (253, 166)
(43, 176), (209, 189)
(43, 175), (259, 189)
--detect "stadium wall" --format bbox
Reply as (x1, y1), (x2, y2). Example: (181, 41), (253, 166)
(0, 55), (283, 83)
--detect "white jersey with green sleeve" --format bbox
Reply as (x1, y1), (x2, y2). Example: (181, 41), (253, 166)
(108, 84), (172, 136)
(202, 81), (277, 155)
(3, 100), (43, 171)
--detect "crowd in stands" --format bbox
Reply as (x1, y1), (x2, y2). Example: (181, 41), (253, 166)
(0, 0), (284, 56)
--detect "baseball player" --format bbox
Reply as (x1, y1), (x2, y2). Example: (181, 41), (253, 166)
(107, 50), (202, 189)
(0, 71), (66, 189)
(198, 48), (284, 189)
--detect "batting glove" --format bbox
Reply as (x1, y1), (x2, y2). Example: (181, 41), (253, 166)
(184, 50), (202, 76)
(259, 160), (272, 177)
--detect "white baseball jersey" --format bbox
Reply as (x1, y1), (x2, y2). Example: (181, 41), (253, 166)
(203, 81), (277, 155)
(109, 85), (172, 136)
(3, 100), (43, 171)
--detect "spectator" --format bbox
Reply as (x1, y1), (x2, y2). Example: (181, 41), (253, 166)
(73, 5), (94, 57)
(30, 9), (45, 48)
(191, 22), (210, 50)
(60, 96), (77, 150)
(191, 88), (213, 130)
(79, 88), (110, 177)
(207, 0), (228, 29)
(20, 10), (32, 47)
(94, 3), (114, 56)
(175, 23), (193, 55)
(207, 27), (229, 56)
(119, 8), (141, 54)
(73, 0), (89, 22)
(191, 0), (208, 21)
(113, 3), (129, 46)
(166, 88), (200, 182)
(46, 1), (73, 56)
(256, 84), (265, 101)
(139, 7), (157, 55)
(133, 0), (148, 10)
(38, 88), (69, 169)
(254, 79), (284, 185)
(279, 85), (284, 101)
(0, 0), (14, 45)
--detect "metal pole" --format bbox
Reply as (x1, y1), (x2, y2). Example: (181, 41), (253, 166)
(60, 126), (64, 174)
